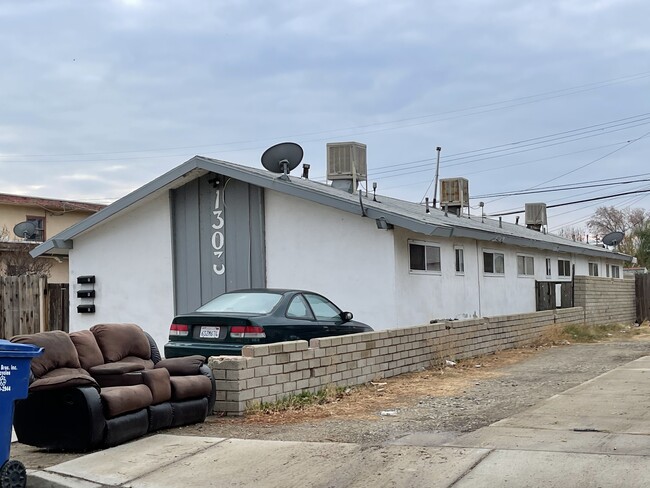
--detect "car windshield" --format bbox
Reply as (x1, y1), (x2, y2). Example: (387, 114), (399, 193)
(197, 292), (283, 314)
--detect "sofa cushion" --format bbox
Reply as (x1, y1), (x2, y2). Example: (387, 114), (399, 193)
(70, 330), (104, 371)
(120, 356), (155, 370)
(141, 368), (172, 404)
(91, 324), (151, 362)
(100, 384), (153, 418)
(11, 331), (81, 378)
(155, 355), (205, 376)
(94, 372), (144, 388)
(89, 362), (145, 375)
(169, 375), (213, 401)
(29, 367), (99, 392)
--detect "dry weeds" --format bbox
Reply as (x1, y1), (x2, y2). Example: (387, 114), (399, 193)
(243, 347), (542, 424)
(209, 323), (650, 427)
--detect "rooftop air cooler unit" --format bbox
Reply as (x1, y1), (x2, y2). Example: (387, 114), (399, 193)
(525, 203), (547, 231)
(327, 142), (367, 193)
(440, 177), (469, 215)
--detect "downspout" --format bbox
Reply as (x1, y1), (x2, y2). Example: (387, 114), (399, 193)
(475, 241), (482, 317)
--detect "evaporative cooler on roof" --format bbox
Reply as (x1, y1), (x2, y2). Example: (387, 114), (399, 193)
(525, 203), (547, 231)
(326, 142), (367, 193)
(440, 178), (469, 215)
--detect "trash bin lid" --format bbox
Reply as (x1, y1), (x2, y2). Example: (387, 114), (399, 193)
(0, 339), (43, 357)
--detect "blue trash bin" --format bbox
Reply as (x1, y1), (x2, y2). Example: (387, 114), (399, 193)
(0, 339), (42, 488)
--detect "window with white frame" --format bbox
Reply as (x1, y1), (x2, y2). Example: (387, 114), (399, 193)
(588, 262), (599, 276)
(483, 251), (504, 275)
(545, 258), (552, 277)
(455, 247), (464, 274)
(409, 241), (441, 273)
(517, 255), (535, 276)
(558, 259), (571, 277)
(611, 265), (621, 278)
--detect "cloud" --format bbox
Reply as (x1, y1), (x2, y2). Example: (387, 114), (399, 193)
(0, 0), (648, 229)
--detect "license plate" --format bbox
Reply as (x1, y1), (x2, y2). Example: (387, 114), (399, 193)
(199, 326), (220, 338)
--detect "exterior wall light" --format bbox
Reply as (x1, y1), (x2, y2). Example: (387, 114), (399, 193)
(375, 218), (393, 230)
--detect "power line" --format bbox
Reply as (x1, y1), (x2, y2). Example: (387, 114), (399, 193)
(491, 188), (650, 216)
(3, 71), (650, 161)
(473, 176), (650, 199)
(548, 190), (650, 231)
(368, 142), (626, 196)
(491, 175), (650, 215)
(348, 112), (650, 179)
(482, 131), (650, 207)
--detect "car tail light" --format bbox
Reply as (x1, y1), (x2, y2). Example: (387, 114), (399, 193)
(230, 325), (266, 339)
(169, 323), (189, 337)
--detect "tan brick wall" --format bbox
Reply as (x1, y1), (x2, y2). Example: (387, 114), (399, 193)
(209, 307), (585, 416)
(573, 276), (636, 325)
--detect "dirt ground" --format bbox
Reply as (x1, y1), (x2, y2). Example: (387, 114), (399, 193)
(171, 330), (650, 445)
(14, 328), (650, 469)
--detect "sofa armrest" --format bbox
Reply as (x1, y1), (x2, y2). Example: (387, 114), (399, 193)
(14, 386), (106, 451)
(155, 355), (205, 376)
(199, 364), (216, 415)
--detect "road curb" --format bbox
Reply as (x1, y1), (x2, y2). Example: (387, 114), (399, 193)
(28, 469), (105, 488)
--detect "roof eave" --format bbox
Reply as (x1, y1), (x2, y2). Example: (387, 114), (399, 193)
(31, 158), (206, 258)
(446, 227), (632, 261)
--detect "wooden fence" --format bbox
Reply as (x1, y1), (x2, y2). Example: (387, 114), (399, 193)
(636, 274), (650, 323)
(535, 280), (574, 311)
(0, 275), (69, 339)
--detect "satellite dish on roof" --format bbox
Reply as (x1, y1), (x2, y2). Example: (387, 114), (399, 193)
(261, 142), (303, 181)
(13, 221), (36, 239)
(602, 231), (625, 248)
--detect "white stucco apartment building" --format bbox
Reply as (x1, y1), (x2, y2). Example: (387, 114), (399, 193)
(32, 155), (631, 351)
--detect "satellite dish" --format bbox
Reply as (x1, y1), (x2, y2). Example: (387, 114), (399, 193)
(13, 221), (36, 239)
(261, 142), (303, 181)
(602, 231), (625, 247)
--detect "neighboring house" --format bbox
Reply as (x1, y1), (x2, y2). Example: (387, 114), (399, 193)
(31, 153), (632, 351)
(624, 266), (647, 276)
(0, 193), (104, 283)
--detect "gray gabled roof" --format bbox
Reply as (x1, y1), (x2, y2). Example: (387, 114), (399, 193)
(31, 155), (633, 262)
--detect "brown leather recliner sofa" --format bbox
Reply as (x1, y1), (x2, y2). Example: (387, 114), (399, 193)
(10, 323), (216, 452)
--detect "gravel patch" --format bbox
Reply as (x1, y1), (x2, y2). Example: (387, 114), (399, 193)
(174, 339), (650, 446)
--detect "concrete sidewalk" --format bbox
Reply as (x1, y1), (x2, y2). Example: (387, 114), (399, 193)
(27, 356), (650, 487)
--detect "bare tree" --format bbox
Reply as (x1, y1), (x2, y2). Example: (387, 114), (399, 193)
(587, 206), (649, 237)
(586, 206), (650, 260)
(556, 226), (588, 242)
(0, 246), (52, 277)
(0, 225), (9, 241)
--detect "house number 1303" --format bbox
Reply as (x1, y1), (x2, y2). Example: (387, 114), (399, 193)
(212, 185), (225, 275)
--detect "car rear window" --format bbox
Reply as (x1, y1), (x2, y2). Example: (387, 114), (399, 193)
(197, 292), (283, 314)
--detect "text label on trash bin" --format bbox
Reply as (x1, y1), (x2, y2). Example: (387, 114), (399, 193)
(0, 364), (17, 393)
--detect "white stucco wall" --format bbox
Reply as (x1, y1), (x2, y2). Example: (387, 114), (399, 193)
(476, 244), (562, 317)
(68, 193), (175, 352)
(264, 190), (398, 330)
(393, 229), (481, 326)
(392, 227), (616, 324)
(266, 190), (627, 330)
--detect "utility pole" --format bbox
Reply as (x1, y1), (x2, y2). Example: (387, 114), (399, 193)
(432, 146), (442, 208)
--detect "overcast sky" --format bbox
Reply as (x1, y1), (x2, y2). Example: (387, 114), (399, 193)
(1, 0), (649, 233)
